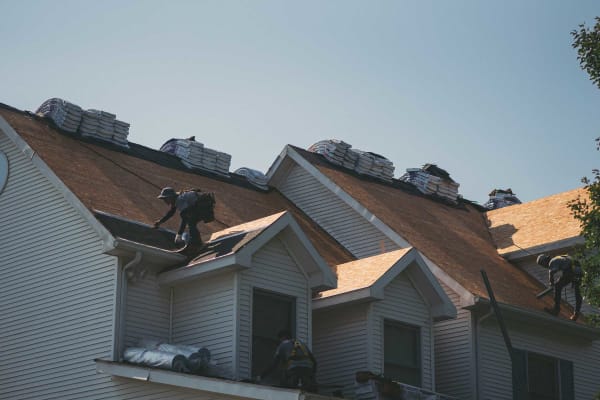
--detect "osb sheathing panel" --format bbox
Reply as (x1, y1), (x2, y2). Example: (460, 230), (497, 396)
(297, 149), (565, 316)
(486, 188), (585, 254)
(0, 108), (353, 268)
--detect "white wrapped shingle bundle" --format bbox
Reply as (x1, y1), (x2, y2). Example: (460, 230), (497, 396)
(36, 98), (83, 133)
(352, 149), (395, 181)
(400, 168), (459, 202)
(79, 109), (130, 148)
(235, 167), (269, 190)
(161, 138), (230, 175)
(123, 348), (188, 372)
(308, 139), (353, 166)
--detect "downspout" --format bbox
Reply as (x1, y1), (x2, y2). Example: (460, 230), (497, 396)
(118, 251), (143, 360)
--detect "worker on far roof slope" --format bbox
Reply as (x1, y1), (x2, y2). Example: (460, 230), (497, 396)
(536, 254), (583, 321)
(257, 329), (317, 391)
(153, 187), (211, 249)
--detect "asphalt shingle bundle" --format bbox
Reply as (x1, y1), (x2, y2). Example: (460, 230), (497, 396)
(484, 188), (522, 210)
(308, 139), (395, 181)
(400, 165), (460, 203)
(36, 98), (83, 133)
(36, 98), (130, 147)
(234, 167), (269, 190)
(160, 138), (231, 175)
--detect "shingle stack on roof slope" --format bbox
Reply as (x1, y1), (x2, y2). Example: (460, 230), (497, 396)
(484, 188), (522, 210)
(400, 163), (460, 203)
(234, 167), (269, 190)
(160, 137), (231, 176)
(308, 139), (395, 181)
(36, 98), (83, 133)
(36, 98), (131, 147)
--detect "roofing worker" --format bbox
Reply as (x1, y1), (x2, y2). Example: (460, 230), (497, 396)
(536, 254), (583, 321)
(258, 329), (317, 391)
(153, 187), (206, 249)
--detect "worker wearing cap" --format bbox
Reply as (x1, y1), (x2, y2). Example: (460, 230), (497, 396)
(257, 329), (317, 391)
(154, 187), (203, 248)
(536, 254), (583, 321)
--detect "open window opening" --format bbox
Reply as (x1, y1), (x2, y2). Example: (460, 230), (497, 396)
(384, 319), (421, 387)
(251, 289), (296, 377)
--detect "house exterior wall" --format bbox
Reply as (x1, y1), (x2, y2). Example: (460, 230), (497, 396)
(0, 130), (119, 399)
(278, 163), (398, 258)
(313, 303), (370, 398)
(369, 272), (434, 391)
(125, 273), (171, 348)
(478, 317), (600, 400)
(237, 236), (311, 380)
(434, 281), (475, 399)
(172, 273), (236, 378)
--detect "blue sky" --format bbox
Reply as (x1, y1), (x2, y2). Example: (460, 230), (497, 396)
(1, 1), (599, 204)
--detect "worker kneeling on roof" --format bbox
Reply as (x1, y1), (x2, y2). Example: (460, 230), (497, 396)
(154, 187), (214, 249)
(536, 254), (583, 321)
(257, 329), (317, 391)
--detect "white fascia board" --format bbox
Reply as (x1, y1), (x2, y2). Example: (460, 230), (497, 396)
(108, 238), (187, 265)
(279, 145), (411, 248)
(312, 288), (376, 310)
(157, 254), (241, 286)
(502, 237), (585, 261)
(0, 115), (115, 251)
(95, 360), (302, 400)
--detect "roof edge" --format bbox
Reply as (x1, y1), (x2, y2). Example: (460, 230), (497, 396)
(0, 114), (116, 251)
(501, 237), (585, 260)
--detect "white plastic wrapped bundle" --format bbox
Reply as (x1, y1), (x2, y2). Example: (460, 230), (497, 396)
(400, 168), (459, 202)
(36, 98), (83, 133)
(79, 109), (130, 148)
(123, 348), (188, 371)
(235, 167), (269, 190)
(161, 138), (231, 175)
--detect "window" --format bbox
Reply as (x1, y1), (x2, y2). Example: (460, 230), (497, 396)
(384, 320), (421, 386)
(513, 349), (574, 400)
(251, 289), (295, 377)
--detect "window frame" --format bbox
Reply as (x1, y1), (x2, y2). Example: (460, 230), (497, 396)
(383, 319), (422, 387)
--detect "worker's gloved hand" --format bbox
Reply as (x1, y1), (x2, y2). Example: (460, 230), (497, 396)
(153, 220), (161, 229)
(174, 234), (183, 244)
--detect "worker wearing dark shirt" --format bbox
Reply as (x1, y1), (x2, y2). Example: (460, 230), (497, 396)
(258, 329), (317, 391)
(154, 187), (204, 247)
(536, 254), (583, 321)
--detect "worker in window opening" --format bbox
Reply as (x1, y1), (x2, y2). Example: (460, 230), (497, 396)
(257, 329), (317, 391)
(536, 254), (583, 321)
(153, 187), (204, 249)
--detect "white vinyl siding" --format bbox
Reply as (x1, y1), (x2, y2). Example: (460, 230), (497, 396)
(172, 274), (235, 378)
(0, 131), (118, 399)
(125, 273), (171, 348)
(434, 281), (474, 399)
(237, 237), (310, 380)
(278, 164), (398, 258)
(313, 303), (370, 398)
(370, 273), (434, 391)
(478, 318), (600, 400)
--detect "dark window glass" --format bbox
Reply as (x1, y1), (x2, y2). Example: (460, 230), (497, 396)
(384, 320), (421, 386)
(528, 352), (559, 400)
(251, 289), (295, 376)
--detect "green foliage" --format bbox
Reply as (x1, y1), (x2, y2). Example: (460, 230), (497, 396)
(568, 176), (600, 309)
(572, 17), (600, 91)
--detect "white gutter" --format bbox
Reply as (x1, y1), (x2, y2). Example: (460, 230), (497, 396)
(95, 360), (307, 400)
(117, 251), (143, 360)
(107, 238), (186, 265)
(501, 237), (584, 261)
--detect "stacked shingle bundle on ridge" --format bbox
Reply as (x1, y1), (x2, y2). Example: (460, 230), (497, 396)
(234, 167), (269, 190)
(484, 188), (522, 210)
(80, 109), (130, 147)
(36, 98), (83, 133)
(36, 98), (130, 147)
(400, 164), (460, 202)
(308, 139), (395, 181)
(160, 137), (231, 175)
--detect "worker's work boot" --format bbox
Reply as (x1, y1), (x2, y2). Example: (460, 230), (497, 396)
(569, 312), (580, 321)
(544, 307), (559, 316)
